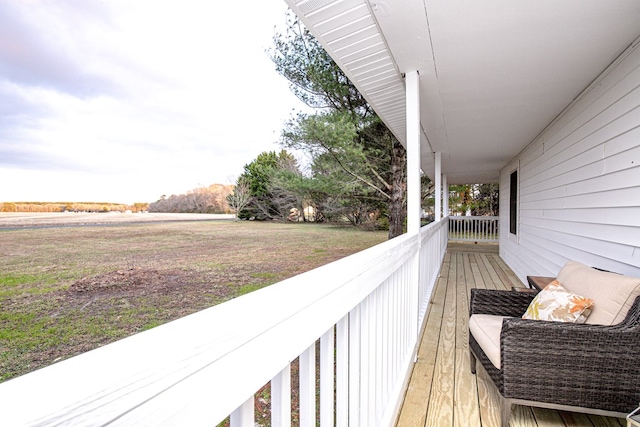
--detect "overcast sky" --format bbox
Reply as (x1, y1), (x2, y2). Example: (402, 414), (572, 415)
(0, 0), (309, 204)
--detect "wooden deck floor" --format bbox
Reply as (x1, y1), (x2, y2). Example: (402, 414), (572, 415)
(396, 244), (626, 427)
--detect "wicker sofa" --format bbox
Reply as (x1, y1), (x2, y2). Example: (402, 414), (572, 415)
(468, 260), (640, 426)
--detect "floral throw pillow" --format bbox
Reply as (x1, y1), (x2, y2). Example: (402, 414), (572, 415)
(522, 280), (594, 323)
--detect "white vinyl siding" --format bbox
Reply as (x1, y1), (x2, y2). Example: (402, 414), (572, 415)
(500, 37), (640, 282)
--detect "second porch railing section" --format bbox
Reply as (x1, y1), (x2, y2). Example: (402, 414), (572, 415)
(418, 217), (449, 326)
(0, 219), (449, 427)
(448, 215), (499, 242)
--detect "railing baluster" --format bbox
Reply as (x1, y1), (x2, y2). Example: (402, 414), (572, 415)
(299, 342), (316, 427)
(336, 315), (349, 427)
(381, 279), (390, 410)
(230, 397), (254, 427)
(360, 295), (371, 425)
(349, 306), (361, 426)
(271, 365), (291, 427)
(375, 285), (382, 417)
(320, 327), (334, 427)
(448, 216), (499, 242)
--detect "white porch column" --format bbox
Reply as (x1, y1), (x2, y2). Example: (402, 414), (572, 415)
(442, 174), (448, 217)
(435, 152), (442, 221)
(406, 70), (421, 234)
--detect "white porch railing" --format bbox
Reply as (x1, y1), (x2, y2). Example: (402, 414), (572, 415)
(0, 219), (449, 427)
(448, 215), (499, 242)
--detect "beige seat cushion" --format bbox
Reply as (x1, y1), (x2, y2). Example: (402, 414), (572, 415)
(557, 261), (640, 325)
(469, 314), (508, 369)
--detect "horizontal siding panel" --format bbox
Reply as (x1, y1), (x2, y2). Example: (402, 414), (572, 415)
(542, 57), (640, 153)
(564, 184), (640, 209)
(543, 81), (640, 158)
(535, 206), (640, 227)
(500, 38), (640, 279)
(541, 47), (640, 142)
(520, 162), (603, 202)
(528, 217), (640, 247)
(522, 93), (640, 185)
(520, 224), (638, 274)
(519, 185), (567, 204)
(519, 209), (545, 219)
(518, 215), (545, 230)
(501, 236), (555, 281)
(516, 242), (564, 276)
(516, 232), (573, 271)
(523, 68), (640, 178)
(518, 227), (599, 269)
(519, 139), (544, 169)
(521, 224), (628, 260)
(521, 185), (640, 210)
(604, 144), (640, 174)
(604, 121), (640, 157)
(564, 161), (640, 194)
(521, 146), (605, 193)
(522, 161), (640, 203)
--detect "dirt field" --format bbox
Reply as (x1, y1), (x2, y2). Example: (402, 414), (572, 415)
(0, 213), (386, 383)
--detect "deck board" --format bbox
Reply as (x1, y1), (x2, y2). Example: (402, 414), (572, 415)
(396, 244), (627, 427)
(424, 257), (457, 427)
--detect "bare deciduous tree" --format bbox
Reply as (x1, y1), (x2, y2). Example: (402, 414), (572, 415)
(226, 178), (252, 220)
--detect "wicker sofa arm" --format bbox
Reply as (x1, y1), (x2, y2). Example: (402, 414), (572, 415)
(469, 288), (535, 318)
(498, 298), (640, 411)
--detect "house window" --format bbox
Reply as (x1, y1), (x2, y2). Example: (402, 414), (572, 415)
(509, 170), (518, 235)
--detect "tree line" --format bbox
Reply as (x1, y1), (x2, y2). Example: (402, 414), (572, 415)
(147, 184), (233, 214)
(448, 184), (499, 217)
(225, 150), (498, 223)
(0, 202), (149, 213)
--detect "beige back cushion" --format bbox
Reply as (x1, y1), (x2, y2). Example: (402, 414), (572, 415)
(557, 261), (640, 325)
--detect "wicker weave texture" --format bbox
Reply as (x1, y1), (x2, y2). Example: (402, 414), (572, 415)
(469, 288), (640, 414)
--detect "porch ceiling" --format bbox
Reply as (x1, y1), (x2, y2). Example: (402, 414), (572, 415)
(285, 0), (640, 184)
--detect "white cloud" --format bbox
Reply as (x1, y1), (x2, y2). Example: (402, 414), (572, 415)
(0, 0), (308, 204)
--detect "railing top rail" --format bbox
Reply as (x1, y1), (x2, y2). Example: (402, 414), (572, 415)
(448, 215), (499, 220)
